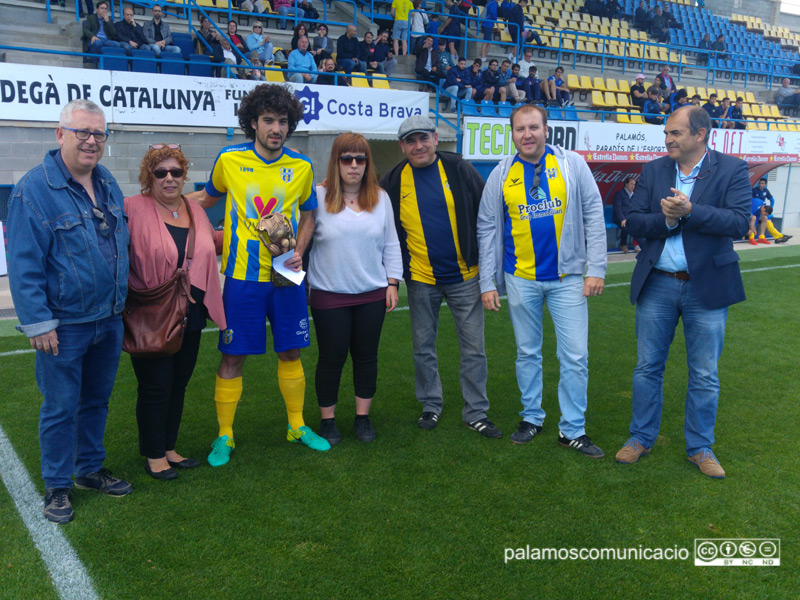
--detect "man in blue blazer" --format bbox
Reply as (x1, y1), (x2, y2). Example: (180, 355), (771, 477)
(615, 106), (750, 478)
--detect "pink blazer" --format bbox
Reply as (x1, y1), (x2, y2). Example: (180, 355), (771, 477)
(125, 194), (226, 330)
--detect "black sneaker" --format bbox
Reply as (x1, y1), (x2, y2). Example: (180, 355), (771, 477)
(464, 418), (502, 438)
(775, 234), (793, 244)
(354, 416), (377, 442)
(318, 419), (341, 446)
(558, 431), (605, 459)
(418, 411), (440, 430)
(510, 421), (543, 444)
(43, 488), (73, 524)
(74, 468), (133, 496)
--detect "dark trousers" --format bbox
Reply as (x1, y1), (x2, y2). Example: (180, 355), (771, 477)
(131, 330), (202, 459)
(618, 226), (630, 248)
(311, 299), (387, 407)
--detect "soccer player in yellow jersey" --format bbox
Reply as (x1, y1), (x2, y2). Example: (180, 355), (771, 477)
(477, 105), (607, 457)
(380, 115), (502, 438)
(192, 84), (330, 466)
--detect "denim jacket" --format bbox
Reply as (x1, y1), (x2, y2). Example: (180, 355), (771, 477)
(8, 149), (129, 337)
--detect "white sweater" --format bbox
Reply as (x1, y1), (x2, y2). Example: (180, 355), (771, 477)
(308, 187), (403, 294)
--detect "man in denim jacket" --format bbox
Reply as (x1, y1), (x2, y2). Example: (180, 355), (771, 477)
(7, 99), (132, 524)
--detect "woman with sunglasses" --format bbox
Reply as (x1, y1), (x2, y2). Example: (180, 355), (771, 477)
(227, 20), (247, 55)
(308, 133), (403, 445)
(125, 144), (226, 480)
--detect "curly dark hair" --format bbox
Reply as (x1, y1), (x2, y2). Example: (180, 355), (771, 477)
(237, 84), (304, 140)
(138, 145), (189, 195)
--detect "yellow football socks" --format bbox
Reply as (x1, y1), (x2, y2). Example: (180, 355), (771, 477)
(215, 375), (242, 440)
(278, 358), (305, 431)
(766, 221), (783, 240)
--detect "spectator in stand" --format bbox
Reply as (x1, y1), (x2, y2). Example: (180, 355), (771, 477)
(409, 0), (429, 51)
(507, 0), (527, 64)
(634, 0), (650, 31)
(291, 23), (310, 51)
(439, 0), (464, 61)
(711, 34), (728, 61)
(650, 7), (669, 43)
(519, 65), (549, 103)
(604, 0), (621, 19)
(311, 24), (332, 64)
(776, 78), (800, 107)
(498, 59), (522, 103)
(470, 58), (493, 102)
(297, 0), (320, 27)
(240, 0), (267, 14)
(518, 46), (536, 77)
(246, 22), (276, 65)
(662, 3), (681, 29)
(730, 97), (746, 130)
(481, 58), (505, 102)
(288, 35), (318, 83)
(690, 94), (702, 105)
(480, 0), (498, 61)
(115, 6), (147, 56)
(195, 16), (220, 55)
(630, 73), (647, 110)
(702, 93), (721, 128)
(670, 88), (689, 113)
(143, 4), (181, 57)
(391, 0), (414, 56)
(643, 87), (665, 124)
(315, 57), (339, 86)
(414, 35), (440, 89)
(227, 21), (247, 56)
(359, 31), (386, 74)
(426, 9), (441, 44)
(82, 1), (121, 56)
(717, 97), (735, 129)
(437, 39), (455, 73)
(652, 75), (670, 109)
(274, 0), (305, 31)
(547, 65), (571, 107)
(659, 65), (675, 95)
(246, 52), (266, 80)
(697, 33), (711, 66)
(750, 179), (793, 243)
(612, 176), (636, 253)
(213, 37), (242, 78)
(338, 24), (366, 74)
(374, 30), (397, 76)
(444, 57), (475, 111)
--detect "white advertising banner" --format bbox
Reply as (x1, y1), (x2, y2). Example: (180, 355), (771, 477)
(462, 116), (578, 160)
(578, 121), (666, 153)
(0, 63), (428, 134)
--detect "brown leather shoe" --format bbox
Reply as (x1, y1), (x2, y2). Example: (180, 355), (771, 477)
(688, 450), (726, 478)
(615, 438), (651, 463)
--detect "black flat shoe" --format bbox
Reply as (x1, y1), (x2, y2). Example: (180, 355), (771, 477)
(145, 462), (178, 480)
(167, 457), (201, 469)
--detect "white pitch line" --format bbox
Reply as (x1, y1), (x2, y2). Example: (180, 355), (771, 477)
(1, 262), (798, 358)
(0, 424), (100, 600)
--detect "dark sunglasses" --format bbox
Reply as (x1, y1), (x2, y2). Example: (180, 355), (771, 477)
(152, 168), (185, 179)
(91, 206), (111, 237)
(339, 155), (367, 165)
(531, 162), (543, 190)
(150, 143), (181, 150)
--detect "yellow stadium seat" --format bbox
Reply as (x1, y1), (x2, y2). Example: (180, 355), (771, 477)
(606, 79), (620, 93)
(742, 104), (754, 117)
(751, 105), (763, 118)
(580, 75), (593, 90)
(686, 86), (696, 98)
(757, 122), (768, 131)
(726, 90), (737, 102)
(351, 73), (370, 88)
(787, 123), (799, 132)
(371, 74), (391, 89)
(616, 109), (631, 123)
(585, 41), (598, 54)
(618, 80), (631, 94)
(616, 92), (634, 108)
(697, 87), (707, 99)
(562, 38), (575, 51)
(591, 90), (611, 107)
(576, 40), (586, 53)
(776, 123), (789, 131)
(264, 67), (285, 83)
(629, 112), (644, 124)
(768, 105), (782, 118)
(604, 91), (620, 106)
(567, 73), (581, 90)
(592, 77), (608, 91)
(745, 91), (757, 104)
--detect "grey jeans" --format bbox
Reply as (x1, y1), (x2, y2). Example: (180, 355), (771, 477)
(407, 277), (490, 422)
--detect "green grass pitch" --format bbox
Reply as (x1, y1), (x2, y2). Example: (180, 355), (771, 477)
(0, 246), (797, 599)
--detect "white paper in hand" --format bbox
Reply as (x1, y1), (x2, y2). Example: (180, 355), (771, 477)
(271, 251), (306, 285)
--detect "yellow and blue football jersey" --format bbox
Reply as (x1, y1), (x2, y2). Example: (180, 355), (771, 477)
(399, 158), (477, 285)
(206, 143), (316, 282)
(502, 149), (567, 281)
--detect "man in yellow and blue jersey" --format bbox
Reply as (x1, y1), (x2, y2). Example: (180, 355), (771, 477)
(477, 105), (607, 457)
(380, 115), (502, 438)
(193, 84), (330, 466)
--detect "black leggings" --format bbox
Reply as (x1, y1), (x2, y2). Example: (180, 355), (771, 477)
(311, 300), (387, 407)
(130, 330), (202, 459)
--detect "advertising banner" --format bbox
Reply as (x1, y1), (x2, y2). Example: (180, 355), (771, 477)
(462, 116), (578, 160)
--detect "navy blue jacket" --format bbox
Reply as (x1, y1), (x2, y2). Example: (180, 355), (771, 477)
(627, 150), (750, 310)
(115, 19), (147, 46)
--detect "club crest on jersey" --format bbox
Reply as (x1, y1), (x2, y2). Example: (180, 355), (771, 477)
(281, 167), (294, 183)
(545, 167), (557, 180)
(222, 329), (234, 345)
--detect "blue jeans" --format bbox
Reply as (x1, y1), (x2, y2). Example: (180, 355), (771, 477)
(35, 315), (123, 488)
(505, 274), (588, 439)
(407, 277), (490, 422)
(630, 272), (728, 455)
(88, 38), (122, 54)
(277, 6), (304, 29)
(337, 58), (366, 74)
(145, 43), (181, 57)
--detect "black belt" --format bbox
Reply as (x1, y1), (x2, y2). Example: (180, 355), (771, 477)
(653, 268), (690, 281)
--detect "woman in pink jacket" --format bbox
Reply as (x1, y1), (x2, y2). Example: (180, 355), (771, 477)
(125, 144), (225, 480)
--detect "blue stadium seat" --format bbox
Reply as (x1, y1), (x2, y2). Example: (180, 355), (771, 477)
(480, 100), (497, 116)
(460, 99), (480, 116)
(99, 46), (128, 71)
(563, 106), (581, 121)
(188, 54), (212, 77)
(172, 32), (194, 59)
(131, 49), (157, 73)
(603, 205), (617, 230)
(159, 52), (186, 76)
(496, 101), (513, 118)
(547, 108), (564, 120)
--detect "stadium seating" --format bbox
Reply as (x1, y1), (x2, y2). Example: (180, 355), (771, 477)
(99, 47), (129, 72)
(188, 54), (212, 78)
(159, 52), (186, 76)
(131, 49), (158, 74)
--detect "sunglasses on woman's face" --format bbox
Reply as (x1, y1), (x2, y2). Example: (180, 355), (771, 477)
(152, 168), (185, 179)
(339, 155), (367, 165)
(150, 143), (181, 150)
